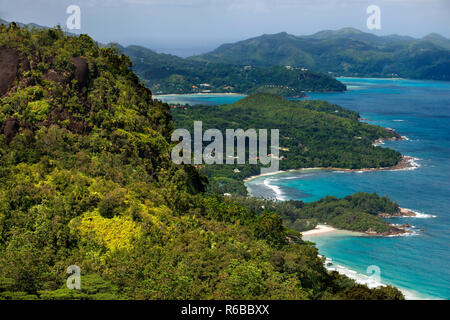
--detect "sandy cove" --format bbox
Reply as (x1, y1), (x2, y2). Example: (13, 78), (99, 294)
(301, 224), (340, 236)
(243, 170), (295, 183)
(302, 210), (421, 236)
(244, 165), (421, 236)
(301, 215), (417, 237)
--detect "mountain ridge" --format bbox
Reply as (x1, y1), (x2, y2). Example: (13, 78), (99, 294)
(191, 28), (450, 80)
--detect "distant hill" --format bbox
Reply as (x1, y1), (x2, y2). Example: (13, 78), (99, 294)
(0, 19), (346, 97)
(0, 18), (50, 30)
(119, 44), (346, 97)
(0, 18), (76, 35)
(191, 28), (450, 80)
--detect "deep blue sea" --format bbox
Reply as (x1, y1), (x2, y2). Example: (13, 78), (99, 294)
(157, 78), (450, 300)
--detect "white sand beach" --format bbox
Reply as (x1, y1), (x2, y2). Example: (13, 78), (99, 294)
(301, 224), (338, 236)
(243, 168), (322, 183)
(243, 170), (286, 183)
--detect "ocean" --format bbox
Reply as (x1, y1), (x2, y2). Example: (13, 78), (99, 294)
(157, 78), (450, 300)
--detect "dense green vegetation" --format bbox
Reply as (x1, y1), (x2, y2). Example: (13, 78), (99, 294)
(0, 25), (404, 300)
(233, 192), (401, 234)
(192, 28), (450, 80)
(119, 45), (346, 96)
(171, 93), (402, 195)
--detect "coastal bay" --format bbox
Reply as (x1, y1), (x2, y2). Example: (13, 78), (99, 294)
(243, 78), (450, 299)
(158, 78), (450, 299)
(2, 6), (449, 303)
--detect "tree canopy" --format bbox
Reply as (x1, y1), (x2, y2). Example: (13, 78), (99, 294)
(0, 25), (403, 300)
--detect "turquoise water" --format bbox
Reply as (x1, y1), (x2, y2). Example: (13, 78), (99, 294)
(158, 78), (450, 299)
(154, 93), (245, 106)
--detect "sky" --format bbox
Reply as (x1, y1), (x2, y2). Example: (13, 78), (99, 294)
(1, 0), (449, 57)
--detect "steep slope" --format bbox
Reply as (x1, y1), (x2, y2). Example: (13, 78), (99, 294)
(0, 24), (404, 300)
(192, 28), (450, 80)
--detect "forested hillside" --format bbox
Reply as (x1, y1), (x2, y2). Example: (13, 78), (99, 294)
(120, 44), (346, 97)
(192, 28), (450, 80)
(0, 24), (403, 300)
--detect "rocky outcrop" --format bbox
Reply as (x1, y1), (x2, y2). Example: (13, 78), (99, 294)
(2, 118), (19, 144)
(0, 50), (93, 141)
(379, 207), (416, 218)
(0, 46), (31, 96)
(0, 47), (19, 96)
(372, 127), (406, 146)
(42, 57), (91, 88)
(365, 224), (412, 236)
(72, 57), (89, 89)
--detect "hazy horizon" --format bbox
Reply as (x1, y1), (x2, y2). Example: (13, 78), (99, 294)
(1, 0), (449, 57)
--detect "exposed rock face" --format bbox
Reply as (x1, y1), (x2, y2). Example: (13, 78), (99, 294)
(0, 47), (19, 96)
(43, 58), (91, 88)
(365, 223), (414, 236)
(72, 57), (89, 89)
(3, 118), (19, 144)
(0, 52), (93, 143)
(378, 207), (416, 218)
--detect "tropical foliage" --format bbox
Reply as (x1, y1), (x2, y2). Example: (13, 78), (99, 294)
(0, 25), (403, 300)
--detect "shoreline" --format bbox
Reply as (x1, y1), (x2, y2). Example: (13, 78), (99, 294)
(243, 169), (301, 183)
(244, 165), (431, 236)
(154, 92), (245, 98)
(327, 155), (419, 172)
(337, 76), (404, 80)
(243, 131), (416, 183)
(243, 155), (419, 184)
(320, 256), (430, 300)
(302, 227), (432, 300)
(300, 209), (422, 238)
(301, 224), (346, 236)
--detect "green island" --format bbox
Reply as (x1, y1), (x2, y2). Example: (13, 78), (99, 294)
(0, 25), (406, 300)
(119, 44), (346, 97)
